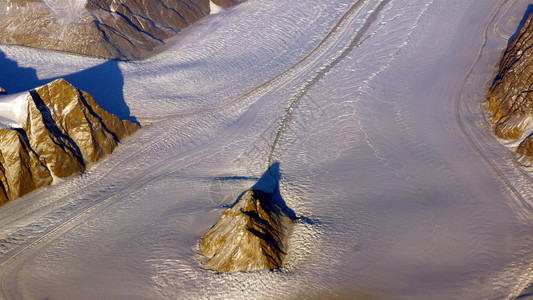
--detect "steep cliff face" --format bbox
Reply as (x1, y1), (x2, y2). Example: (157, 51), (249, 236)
(0, 0), (239, 59)
(0, 78), (138, 205)
(200, 189), (293, 272)
(487, 12), (533, 160)
(27, 79), (138, 169)
(0, 129), (53, 205)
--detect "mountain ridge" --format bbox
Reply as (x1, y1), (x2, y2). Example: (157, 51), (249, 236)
(0, 78), (138, 205)
(487, 10), (533, 162)
(0, 0), (242, 59)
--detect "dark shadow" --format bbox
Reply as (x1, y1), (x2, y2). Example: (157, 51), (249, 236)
(213, 163), (318, 225)
(0, 51), (39, 93)
(0, 50), (137, 123)
(64, 62), (137, 123)
(77, 90), (120, 143)
(246, 162), (297, 220)
(510, 4), (533, 41)
(247, 162), (321, 225)
(518, 284), (533, 299)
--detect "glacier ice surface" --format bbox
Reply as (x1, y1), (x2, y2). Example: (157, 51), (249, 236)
(1, 0), (533, 299)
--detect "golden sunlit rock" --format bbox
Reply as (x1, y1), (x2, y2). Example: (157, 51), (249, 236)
(487, 12), (533, 159)
(212, 0), (239, 7)
(200, 189), (293, 272)
(0, 78), (139, 206)
(29, 79), (139, 167)
(0, 129), (53, 205)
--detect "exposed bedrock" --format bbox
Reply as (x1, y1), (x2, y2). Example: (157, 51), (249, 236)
(0, 0), (241, 59)
(200, 164), (294, 272)
(212, 0), (242, 7)
(0, 129), (52, 205)
(487, 8), (533, 160)
(200, 189), (293, 272)
(0, 78), (138, 205)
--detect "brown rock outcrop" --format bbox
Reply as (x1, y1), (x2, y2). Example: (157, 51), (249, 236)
(0, 87), (6, 95)
(27, 78), (138, 170)
(0, 0), (240, 59)
(212, 0), (239, 7)
(0, 129), (53, 205)
(487, 11), (533, 160)
(0, 78), (138, 206)
(200, 189), (293, 272)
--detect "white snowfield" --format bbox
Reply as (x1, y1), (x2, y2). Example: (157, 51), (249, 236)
(1, 0), (533, 299)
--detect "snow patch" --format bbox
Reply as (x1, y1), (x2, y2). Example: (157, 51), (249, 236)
(0, 93), (29, 129)
(502, 115), (533, 148)
(210, 1), (223, 14)
(50, 172), (66, 185)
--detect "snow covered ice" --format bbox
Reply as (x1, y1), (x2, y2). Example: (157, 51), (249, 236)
(1, 0), (533, 299)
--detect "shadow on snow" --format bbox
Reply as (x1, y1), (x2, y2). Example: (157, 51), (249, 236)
(510, 4), (533, 42)
(0, 50), (137, 123)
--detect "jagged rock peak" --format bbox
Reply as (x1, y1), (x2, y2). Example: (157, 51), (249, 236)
(487, 10), (533, 161)
(200, 189), (293, 272)
(0, 86), (6, 95)
(28, 78), (139, 167)
(0, 78), (139, 206)
(0, 0), (242, 59)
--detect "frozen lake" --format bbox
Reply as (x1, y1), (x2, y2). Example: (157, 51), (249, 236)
(1, 0), (533, 298)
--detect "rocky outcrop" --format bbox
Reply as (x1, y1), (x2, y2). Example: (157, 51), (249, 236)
(212, 0), (242, 7)
(199, 189), (293, 272)
(0, 0), (240, 59)
(0, 78), (138, 205)
(0, 87), (5, 95)
(0, 129), (53, 205)
(487, 11), (533, 161)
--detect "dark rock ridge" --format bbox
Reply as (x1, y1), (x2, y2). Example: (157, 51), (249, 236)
(0, 78), (138, 206)
(487, 11), (533, 160)
(0, 87), (5, 95)
(0, 0), (241, 59)
(199, 189), (293, 272)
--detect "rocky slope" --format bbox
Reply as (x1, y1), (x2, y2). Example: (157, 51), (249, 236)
(487, 11), (533, 161)
(212, 0), (240, 7)
(0, 0), (240, 59)
(199, 189), (293, 272)
(0, 78), (138, 205)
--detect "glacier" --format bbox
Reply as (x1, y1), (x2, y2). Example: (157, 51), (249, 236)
(1, 0), (533, 299)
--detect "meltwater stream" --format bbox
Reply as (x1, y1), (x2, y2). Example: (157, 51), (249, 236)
(1, 0), (533, 299)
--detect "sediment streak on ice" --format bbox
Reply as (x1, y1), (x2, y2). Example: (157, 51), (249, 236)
(1, 0), (533, 299)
